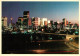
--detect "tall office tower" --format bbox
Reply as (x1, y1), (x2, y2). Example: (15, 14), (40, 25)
(32, 17), (40, 28)
(17, 17), (23, 26)
(63, 18), (67, 27)
(50, 20), (54, 28)
(66, 21), (68, 25)
(2, 17), (8, 27)
(44, 21), (47, 26)
(23, 11), (29, 27)
(17, 17), (24, 30)
(28, 18), (32, 26)
(40, 18), (48, 27)
(23, 11), (29, 18)
(48, 20), (51, 27)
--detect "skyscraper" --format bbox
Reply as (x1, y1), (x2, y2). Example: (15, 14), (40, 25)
(40, 18), (48, 27)
(23, 11), (29, 18)
(17, 17), (23, 26)
(63, 18), (67, 27)
(2, 17), (7, 27)
(23, 11), (30, 27)
(31, 17), (40, 28)
(28, 18), (32, 26)
(17, 11), (30, 29)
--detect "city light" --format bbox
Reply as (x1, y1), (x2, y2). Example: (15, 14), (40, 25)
(2, 2), (79, 54)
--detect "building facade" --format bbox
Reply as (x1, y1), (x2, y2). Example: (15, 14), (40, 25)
(2, 17), (8, 27)
(40, 18), (48, 27)
(23, 11), (30, 27)
(32, 17), (40, 28)
(63, 18), (67, 27)
(23, 11), (29, 18)
(28, 18), (32, 26)
(17, 11), (30, 28)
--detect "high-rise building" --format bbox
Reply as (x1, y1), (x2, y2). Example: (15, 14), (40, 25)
(23, 17), (28, 26)
(44, 21), (47, 26)
(40, 18), (48, 26)
(69, 22), (73, 29)
(32, 17), (40, 28)
(63, 18), (67, 26)
(2, 17), (8, 27)
(23, 11), (29, 18)
(48, 20), (52, 27)
(66, 21), (68, 25)
(28, 18), (32, 26)
(50, 20), (53, 27)
(17, 17), (23, 25)
(74, 23), (79, 29)
(23, 11), (30, 27)
(17, 11), (30, 27)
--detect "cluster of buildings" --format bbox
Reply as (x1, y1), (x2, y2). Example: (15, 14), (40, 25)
(2, 11), (79, 32)
(16, 11), (53, 30)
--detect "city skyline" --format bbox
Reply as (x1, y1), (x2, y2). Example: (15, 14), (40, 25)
(2, 2), (79, 24)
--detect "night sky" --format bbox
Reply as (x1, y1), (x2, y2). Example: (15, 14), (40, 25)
(2, 2), (79, 24)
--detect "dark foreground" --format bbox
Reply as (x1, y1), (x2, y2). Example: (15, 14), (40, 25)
(2, 34), (79, 54)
